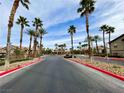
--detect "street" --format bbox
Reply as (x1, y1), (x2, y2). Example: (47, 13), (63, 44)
(0, 56), (124, 93)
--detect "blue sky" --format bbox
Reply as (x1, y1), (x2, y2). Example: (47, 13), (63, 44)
(0, 0), (124, 49)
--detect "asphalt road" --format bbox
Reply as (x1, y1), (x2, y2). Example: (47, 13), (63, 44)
(77, 55), (124, 66)
(0, 56), (124, 93)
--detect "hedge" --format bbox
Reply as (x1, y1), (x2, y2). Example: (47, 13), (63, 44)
(0, 58), (33, 66)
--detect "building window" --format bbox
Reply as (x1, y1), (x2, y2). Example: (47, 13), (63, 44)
(113, 53), (118, 56)
(114, 44), (117, 48)
(114, 46), (117, 48)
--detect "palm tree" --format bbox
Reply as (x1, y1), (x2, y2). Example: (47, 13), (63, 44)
(84, 36), (94, 46)
(93, 35), (101, 54)
(89, 36), (94, 48)
(63, 43), (66, 54)
(58, 44), (66, 54)
(16, 16), (29, 49)
(82, 44), (88, 48)
(63, 43), (66, 49)
(79, 42), (82, 45)
(79, 42), (82, 54)
(38, 28), (47, 53)
(82, 44), (88, 54)
(32, 18), (43, 57)
(84, 36), (94, 55)
(68, 25), (76, 55)
(26, 29), (35, 57)
(106, 26), (115, 54)
(6, 0), (30, 67)
(77, 0), (95, 59)
(99, 25), (108, 55)
(55, 44), (58, 49)
(62, 43), (66, 54)
(55, 44), (58, 54)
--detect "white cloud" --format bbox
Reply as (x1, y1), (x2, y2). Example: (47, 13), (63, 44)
(91, 0), (124, 38)
(0, 0), (124, 49)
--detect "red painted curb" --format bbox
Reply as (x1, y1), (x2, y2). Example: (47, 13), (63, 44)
(0, 58), (43, 77)
(71, 60), (124, 81)
(83, 64), (124, 81)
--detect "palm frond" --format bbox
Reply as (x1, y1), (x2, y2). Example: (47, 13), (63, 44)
(68, 25), (76, 34)
(16, 16), (29, 27)
(20, 0), (30, 10)
(77, 0), (95, 16)
(32, 17), (43, 28)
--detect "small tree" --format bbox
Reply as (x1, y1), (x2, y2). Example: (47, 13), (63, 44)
(68, 25), (76, 55)
(16, 16), (29, 49)
(106, 26), (115, 55)
(26, 29), (35, 57)
(6, 0), (30, 67)
(99, 25), (108, 55)
(93, 35), (102, 55)
(32, 18), (43, 57)
(77, 0), (95, 59)
(38, 28), (47, 54)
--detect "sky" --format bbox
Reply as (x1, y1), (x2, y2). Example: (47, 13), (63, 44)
(0, 0), (124, 49)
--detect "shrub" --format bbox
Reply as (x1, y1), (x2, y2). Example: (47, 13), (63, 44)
(0, 61), (5, 66)
(10, 58), (33, 64)
(112, 65), (120, 68)
(0, 58), (33, 66)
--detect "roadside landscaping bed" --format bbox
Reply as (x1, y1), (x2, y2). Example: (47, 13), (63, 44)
(67, 58), (124, 77)
(0, 58), (39, 71)
(0, 58), (33, 66)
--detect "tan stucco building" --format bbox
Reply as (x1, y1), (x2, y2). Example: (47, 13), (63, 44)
(110, 34), (124, 56)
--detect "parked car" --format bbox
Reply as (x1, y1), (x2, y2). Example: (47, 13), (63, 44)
(64, 54), (72, 58)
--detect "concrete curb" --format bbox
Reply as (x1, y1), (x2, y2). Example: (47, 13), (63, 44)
(68, 59), (124, 81)
(0, 58), (43, 77)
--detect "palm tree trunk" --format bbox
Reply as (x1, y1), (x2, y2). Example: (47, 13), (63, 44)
(109, 33), (112, 55)
(20, 25), (24, 49)
(5, 27), (11, 68)
(33, 26), (38, 57)
(85, 12), (91, 59)
(5, 0), (20, 68)
(28, 35), (32, 57)
(95, 40), (99, 54)
(103, 31), (106, 55)
(40, 36), (43, 53)
(71, 34), (74, 55)
(33, 37), (37, 57)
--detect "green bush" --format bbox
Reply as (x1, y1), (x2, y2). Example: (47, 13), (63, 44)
(112, 65), (120, 68)
(108, 55), (124, 58)
(0, 61), (5, 66)
(0, 58), (33, 66)
(94, 54), (106, 57)
(10, 58), (33, 64)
